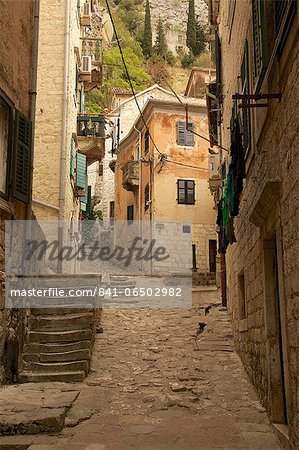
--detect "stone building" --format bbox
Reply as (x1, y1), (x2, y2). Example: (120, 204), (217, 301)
(33, 0), (106, 226)
(90, 84), (182, 221)
(115, 97), (217, 277)
(208, 0), (299, 447)
(0, 0), (38, 382)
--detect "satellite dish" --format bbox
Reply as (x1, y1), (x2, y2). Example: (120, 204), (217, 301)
(102, 12), (114, 43)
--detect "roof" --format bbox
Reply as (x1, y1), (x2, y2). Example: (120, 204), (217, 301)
(109, 87), (132, 95)
(109, 83), (179, 115)
(185, 67), (217, 97)
(118, 97), (207, 152)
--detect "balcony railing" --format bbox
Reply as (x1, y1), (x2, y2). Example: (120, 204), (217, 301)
(122, 160), (139, 191)
(77, 114), (105, 138)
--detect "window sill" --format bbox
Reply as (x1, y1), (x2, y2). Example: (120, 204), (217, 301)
(239, 318), (248, 332)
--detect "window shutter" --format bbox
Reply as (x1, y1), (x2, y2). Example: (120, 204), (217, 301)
(76, 152), (87, 191)
(186, 123), (195, 146)
(176, 121), (186, 145)
(252, 0), (267, 91)
(275, 0), (297, 57)
(70, 138), (76, 177)
(12, 110), (32, 203)
(241, 40), (251, 155)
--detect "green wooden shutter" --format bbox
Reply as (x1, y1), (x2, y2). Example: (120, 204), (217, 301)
(241, 40), (251, 155)
(76, 152), (87, 191)
(86, 185), (92, 214)
(252, 0), (267, 91)
(70, 138), (75, 177)
(12, 110), (32, 203)
(177, 121), (186, 145)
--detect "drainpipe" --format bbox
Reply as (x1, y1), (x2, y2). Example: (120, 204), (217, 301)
(59, 0), (71, 220)
(58, 0), (71, 273)
(134, 126), (142, 272)
(27, 0), (40, 220)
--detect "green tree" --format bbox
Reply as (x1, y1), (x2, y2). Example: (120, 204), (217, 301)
(154, 17), (167, 58)
(186, 0), (196, 53)
(193, 22), (206, 56)
(142, 0), (153, 58)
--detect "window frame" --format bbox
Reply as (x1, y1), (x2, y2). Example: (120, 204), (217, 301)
(177, 179), (195, 205)
(251, 0), (268, 93)
(275, 0), (297, 58)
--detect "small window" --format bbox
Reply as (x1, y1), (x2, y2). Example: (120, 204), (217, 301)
(144, 129), (150, 154)
(127, 204), (134, 223)
(110, 201), (115, 219)
(0, 96), (11, 195)
(144, 184), (149, 211)
(177, 179), (195, 205)
(176, 121), (195, 147)
(182, 225), (191, 233)
(238, 270), (247, 319)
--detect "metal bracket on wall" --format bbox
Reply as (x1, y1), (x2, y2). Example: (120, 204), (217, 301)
(233, 93), (282, 109)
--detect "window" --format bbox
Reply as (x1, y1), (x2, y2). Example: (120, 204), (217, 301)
(127, 204), (134, 223)
(238, 270), (247, 319)
(241, 40), (251, 155)
(177, 179), (195, 205)
(275, 0), (297, 57)
(144, 184), (149, 211)
(110, 201), (115, 219)
(252, 0), (267, 91)
(144, 129), (150, 154)
(0, 96), (11, 195)
(176, 121), (195, 147)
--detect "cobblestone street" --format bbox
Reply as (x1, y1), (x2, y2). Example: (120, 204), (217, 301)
(0, 289), (283, 449)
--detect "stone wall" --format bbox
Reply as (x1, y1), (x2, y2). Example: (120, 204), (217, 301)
(0, 0), (34, 383)
(33, 0), (84, 222)
(217, 1), (299, 446)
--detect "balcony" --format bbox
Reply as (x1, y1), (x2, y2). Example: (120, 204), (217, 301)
(81, 38), (103, 92)
(122, 160), (139, 191)
(77, 114), (105, 165)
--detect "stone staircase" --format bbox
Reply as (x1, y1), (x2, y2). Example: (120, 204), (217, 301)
(19, 280), (99, 383)
(19, 307), (96, 383)
(192, 272), (216, 286)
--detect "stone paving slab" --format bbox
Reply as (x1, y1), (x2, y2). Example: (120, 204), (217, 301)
(0, 289), (284, 449)
(0, 383), (79, 436)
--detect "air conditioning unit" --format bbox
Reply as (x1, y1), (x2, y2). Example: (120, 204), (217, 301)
(81, 55), (91, 74)
(83, 1), (90, 16)
(80, 2), (91, 26)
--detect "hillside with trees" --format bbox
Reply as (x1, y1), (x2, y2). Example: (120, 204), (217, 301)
(85, 0), (213, 112)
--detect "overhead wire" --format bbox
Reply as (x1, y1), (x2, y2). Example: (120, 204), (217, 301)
(104, 0), (164, 158)
(104, 0), (220, 172)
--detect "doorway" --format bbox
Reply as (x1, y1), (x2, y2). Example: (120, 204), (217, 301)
(263, 237), (288, 424)
(209, 239), (217, 273)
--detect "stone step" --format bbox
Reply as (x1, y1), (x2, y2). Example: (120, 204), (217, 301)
(23, 340), (92, 354)
(31, 297), (97, 308)
(26, 360), (89, 374)
(29, 312), (94, 332)
(22, 348), (91, 363)
(19, 371), (86, 383)
(30, 307), (95, 315)
(26, 329), (93, 344)
(110, 280), (136, 288)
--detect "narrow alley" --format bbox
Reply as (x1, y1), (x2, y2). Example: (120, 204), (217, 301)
(0, 289), (283, 449)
